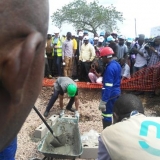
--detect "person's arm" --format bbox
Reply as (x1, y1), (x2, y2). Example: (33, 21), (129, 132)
(92, 66), (102, 78)
(94, 70), (101, 78)
(62, 42), (65, 61)
(79, 45), (82, 61)
(150, 46), (160, 56)
(123, 45), (128, 58)
(89, 45), (96, 62)
(114, 44), (118, 57)
(74, 96), (79, 111)
(122, 64), (130, 79)
(102, 66), (114, 102)
(137, 49), (148, 57)
(54, 39), (62, 49)
(73, 39), (77, 54)
(98, 136), (111, 160)
(59, 95), (63, 110)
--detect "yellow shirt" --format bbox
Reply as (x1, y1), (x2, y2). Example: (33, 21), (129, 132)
(61, 36), (66, 44)
(79, 43), (95, 61)
(72, 38), (77, 50)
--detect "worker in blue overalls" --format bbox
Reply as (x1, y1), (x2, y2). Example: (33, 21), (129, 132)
(98, 47), (121, 129)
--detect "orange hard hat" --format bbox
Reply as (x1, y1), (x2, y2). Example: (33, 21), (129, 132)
(100, 47), (114, 57)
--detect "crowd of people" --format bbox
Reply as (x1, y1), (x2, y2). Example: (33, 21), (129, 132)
(45, 29), (160, 86)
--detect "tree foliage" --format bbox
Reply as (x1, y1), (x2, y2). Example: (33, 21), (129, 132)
(51, 0), (123, 34)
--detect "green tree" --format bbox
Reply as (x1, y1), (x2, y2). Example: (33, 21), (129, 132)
(51, 0), (123, 34)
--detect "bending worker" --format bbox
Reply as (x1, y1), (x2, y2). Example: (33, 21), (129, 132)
(44, 77), (79, 118)
(98, 94), (160, 160)
(98, 47), (121, 129)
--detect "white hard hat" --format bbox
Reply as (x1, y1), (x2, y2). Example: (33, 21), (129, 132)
(54, 28), (60, 33)
(78, 31), (83, 37)
(118, 35), (126, 40)
(94, 37), (99, 40)
(83, 36), (89, 40)
(98, 36), (104, 42)
(72, 32), (76, 36)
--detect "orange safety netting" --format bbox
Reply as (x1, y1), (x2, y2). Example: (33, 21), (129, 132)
(43, 78), (102, 89)
(42, 62), (160, 91)
(121, 62), (160, 91)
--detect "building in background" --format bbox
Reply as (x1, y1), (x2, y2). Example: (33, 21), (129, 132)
(150, 26), (160, 38)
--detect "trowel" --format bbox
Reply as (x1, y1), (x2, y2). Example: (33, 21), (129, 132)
(33, 106), (66, 147)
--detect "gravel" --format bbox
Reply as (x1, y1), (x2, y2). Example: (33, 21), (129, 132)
(15, 87), (159, 159)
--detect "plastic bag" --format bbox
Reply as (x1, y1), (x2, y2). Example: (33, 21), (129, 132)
(81, 129), (99, 143)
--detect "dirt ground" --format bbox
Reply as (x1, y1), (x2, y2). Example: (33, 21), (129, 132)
(15, 87), (160, 160)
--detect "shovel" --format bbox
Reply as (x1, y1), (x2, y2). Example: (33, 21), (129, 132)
(33, 106), (66, 147)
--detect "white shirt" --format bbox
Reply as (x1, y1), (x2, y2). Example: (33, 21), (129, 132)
(134, 44), (148, 67)
(79, 43), (95, 61)
(121, 63), (130, 78)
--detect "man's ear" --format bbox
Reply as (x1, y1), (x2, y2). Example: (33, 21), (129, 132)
(112, 112), (119, 124)
(1, 32), (44, 105)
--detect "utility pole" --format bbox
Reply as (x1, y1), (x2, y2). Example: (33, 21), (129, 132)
(135, 18), (137, 38)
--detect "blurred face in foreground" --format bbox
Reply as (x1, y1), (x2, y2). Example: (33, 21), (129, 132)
(0, 0), (49, 151)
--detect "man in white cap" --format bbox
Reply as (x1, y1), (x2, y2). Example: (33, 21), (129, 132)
(79, 36), (96, 81)
(94, 37), (99, 46)
(117, 35), (128, 60)
(94, 36), (105, 57)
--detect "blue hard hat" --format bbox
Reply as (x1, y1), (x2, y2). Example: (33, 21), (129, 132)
(84, 30), (88, 34)
(127, 38), (133, 43)
(107, 35), (115, 42)
(100, 31), (105, 36)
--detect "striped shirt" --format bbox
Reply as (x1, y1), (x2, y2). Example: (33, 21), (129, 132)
(62, 39), (73, 60)
(148, 45), (160, 66)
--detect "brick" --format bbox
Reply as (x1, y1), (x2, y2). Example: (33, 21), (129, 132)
(61, 114), (78, 123)
(33, 123), (48, 139)
(33, 115), (59, 139)
(48, 115), (59, 126)
(80, 141), (98, 159)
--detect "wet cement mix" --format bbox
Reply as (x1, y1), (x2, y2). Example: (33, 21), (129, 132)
(16, 87), (160, 159)
(38, 118), (82, 157)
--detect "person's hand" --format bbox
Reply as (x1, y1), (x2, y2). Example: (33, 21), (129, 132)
(99, 100), (107, 112)
(91, 64), (95, 70)
(78, 60), (82, 66)
(54, 45), (58, 49)
(150, 47), (157, 53)
(86, 60), (91, 62)
(132, 48), (138, 53)
(75, 111), (80, 121)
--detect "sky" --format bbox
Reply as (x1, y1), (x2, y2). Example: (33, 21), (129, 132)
(48, 0), (160, 38)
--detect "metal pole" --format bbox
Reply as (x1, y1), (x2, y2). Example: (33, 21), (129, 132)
(135, 18), (137, 37)
(33, 106), (53, 135)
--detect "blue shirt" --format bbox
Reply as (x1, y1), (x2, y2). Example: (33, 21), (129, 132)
(102, 60), (121, 102)
(0, 137), (17, 160)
